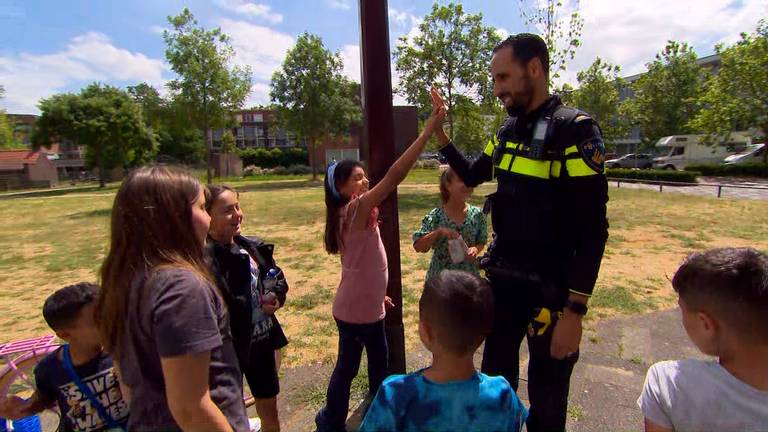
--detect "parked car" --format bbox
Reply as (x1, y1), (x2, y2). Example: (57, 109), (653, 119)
(723, 143), (765, 165)
(606, 153), (654, 169)
(652, 133), (751, 170)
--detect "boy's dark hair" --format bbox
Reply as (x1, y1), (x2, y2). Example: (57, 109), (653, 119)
(493, 33), (550, 79)
(419, 270), (494, 355)
(43, 282), (99, 330)
(673, 248), (768, 343)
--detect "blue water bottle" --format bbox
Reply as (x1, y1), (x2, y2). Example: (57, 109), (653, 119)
(263, 268), (280, 295)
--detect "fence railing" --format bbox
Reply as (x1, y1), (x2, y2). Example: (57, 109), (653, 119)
(607, 177), (768, 198)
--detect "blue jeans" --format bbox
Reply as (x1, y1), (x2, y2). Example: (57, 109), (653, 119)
(315, 318), (389, 432)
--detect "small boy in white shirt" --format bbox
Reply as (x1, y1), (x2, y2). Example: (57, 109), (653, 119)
(638, 248), (768, 431)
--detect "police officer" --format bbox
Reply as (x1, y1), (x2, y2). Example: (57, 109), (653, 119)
(434, 33), (608, 431)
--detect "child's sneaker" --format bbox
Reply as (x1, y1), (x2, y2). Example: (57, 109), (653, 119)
(249, 417), (262, 432)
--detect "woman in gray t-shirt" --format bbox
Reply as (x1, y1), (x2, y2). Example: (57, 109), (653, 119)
(96, 166), (249, 431)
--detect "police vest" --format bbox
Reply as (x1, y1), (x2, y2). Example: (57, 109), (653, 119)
(484, 106), (605, 180)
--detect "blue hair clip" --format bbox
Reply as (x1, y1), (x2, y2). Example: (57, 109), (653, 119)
(327, 162), (340, 200)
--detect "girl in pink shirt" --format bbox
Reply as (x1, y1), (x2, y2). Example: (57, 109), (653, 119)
(315, 88), (446, 432)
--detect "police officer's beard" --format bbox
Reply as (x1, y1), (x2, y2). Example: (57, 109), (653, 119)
(504, 74), (535, 118)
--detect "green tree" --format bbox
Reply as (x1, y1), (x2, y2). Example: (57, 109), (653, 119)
(32, 83), (156, 187)
(565, 57), (628, 146)
(128, 82), (206, 164)
(0, 113), (14, 149)
(270, 33), (360, 180)
(393, 2), (500, 143)
(518, 0), (584, 83)
(164, 8), (252, 184)
(622, 41), (706, 147)
(690, 19), (768, 163)
(0, 85), (19, 149)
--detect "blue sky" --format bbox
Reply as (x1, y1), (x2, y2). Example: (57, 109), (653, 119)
(1, 0), (766, 114)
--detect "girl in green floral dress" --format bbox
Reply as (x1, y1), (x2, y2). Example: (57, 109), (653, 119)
(413, 167), (488, 281)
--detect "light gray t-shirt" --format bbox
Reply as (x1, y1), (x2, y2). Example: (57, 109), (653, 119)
(638, 359), (768, 431)
(119, 268), (249, 431)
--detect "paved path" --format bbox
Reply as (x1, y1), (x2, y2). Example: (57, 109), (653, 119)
(610, 176), (768, 200)
(270, 308), (703, 431)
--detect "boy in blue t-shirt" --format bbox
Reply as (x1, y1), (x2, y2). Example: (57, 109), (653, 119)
(360, 270), (527, 432)
(0, 283), (128, 431)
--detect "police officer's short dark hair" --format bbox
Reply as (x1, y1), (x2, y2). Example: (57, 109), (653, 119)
(419, 271), (494, 355)
(43, 282), (99, 330)
(672, 248), (768, 343)
(493, 33), (550, 79)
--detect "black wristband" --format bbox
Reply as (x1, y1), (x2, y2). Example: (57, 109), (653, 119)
(565, 299), (589, 316)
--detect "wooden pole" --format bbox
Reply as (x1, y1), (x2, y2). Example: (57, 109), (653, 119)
(358, 0), (406, 375)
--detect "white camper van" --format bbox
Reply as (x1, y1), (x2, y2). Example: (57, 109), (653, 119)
(653, 134), (751, 170)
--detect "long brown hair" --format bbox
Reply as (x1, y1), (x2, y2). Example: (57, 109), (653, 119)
(324, 160), (363, 254)
(97, 165), (212, 355)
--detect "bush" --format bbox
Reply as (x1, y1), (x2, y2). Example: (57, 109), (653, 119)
(606, 168), (700, 183)
(415, 159), (441, 169)
(242, 165), (264, 177)
(238, 147), (308, 168)
(684, 163), (768, 178)
(286, 164), (312, 175)
(271, 166), (289, 175)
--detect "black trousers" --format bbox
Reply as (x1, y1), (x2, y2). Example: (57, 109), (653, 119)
(481, 276), (579, 432)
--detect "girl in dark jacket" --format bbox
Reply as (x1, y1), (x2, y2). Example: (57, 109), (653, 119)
(206, 184), (289, 432)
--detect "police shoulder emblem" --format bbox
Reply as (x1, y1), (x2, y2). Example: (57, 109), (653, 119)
(578, 133), (606, 174)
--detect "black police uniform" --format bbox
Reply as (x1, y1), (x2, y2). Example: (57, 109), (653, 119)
(440, 95), (609, 432)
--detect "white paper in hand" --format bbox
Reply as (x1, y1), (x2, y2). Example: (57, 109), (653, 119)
(448, 236), (469, 264)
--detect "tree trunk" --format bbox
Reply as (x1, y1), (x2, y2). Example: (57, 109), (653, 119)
(309, 136), (318, 181)
(97, 145), (106, 189)
(206, 128), (213, 185)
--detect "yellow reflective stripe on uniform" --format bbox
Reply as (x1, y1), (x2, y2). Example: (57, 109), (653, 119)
(565, 144), (603, 176)
(566, 159), (604, 176)
(483, 139), (495, 157)
(499, 153), (513, 171)
(550, 161), (561, 178)
(508, 157), (552, 179)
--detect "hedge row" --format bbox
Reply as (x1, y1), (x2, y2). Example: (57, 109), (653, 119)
(243, 164), (312, 176)
(684, 163), (768, 178)
(238, 147), (308, 169)
(606, 168), (700, 183)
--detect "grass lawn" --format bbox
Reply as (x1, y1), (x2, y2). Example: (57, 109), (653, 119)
(1, 169), (767, 368)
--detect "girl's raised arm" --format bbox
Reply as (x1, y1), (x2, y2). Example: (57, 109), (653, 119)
(354, 88), (446, 229)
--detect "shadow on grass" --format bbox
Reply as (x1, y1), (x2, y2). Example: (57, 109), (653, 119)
(0, 185), (118, 200)
(229, 180), (323, 193)
(68, 208), (112, 219)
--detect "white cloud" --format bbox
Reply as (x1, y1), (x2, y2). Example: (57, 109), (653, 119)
(218, 18), (294, 82)
(149, 25), (167, 35)
(556, 0), (768, 86)
(340, 44), (361, 82)
(328, 0), (352, 10)
(217, 18), (295, 107)
(496, 27), (510, 40)
(0, 32), (167, 114)
(246, 82), (271, 108)
(216, 0), (283, 24)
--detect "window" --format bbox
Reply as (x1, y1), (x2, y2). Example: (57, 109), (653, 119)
(671, 147), (685, 156)
(675, 137), (688, 142)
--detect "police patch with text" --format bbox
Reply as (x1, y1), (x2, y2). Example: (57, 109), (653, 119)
(578, 126), (606, 173)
